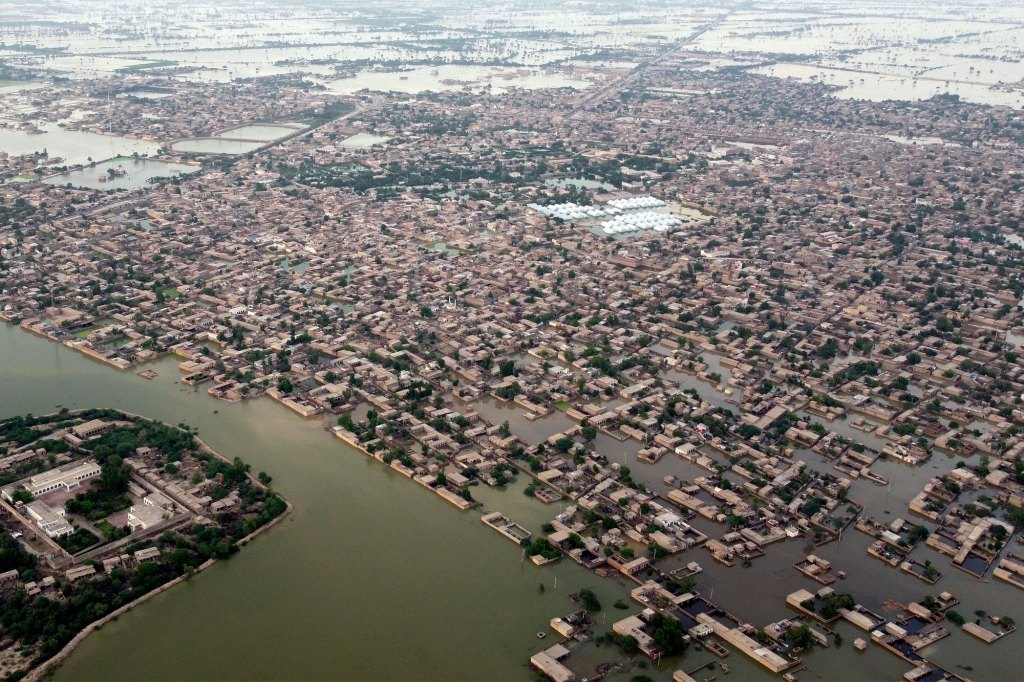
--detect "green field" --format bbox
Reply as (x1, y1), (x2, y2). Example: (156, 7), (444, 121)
(161, 288), (182, 299)
(115, 60), (178, 73)
(554, 401), (571, 410)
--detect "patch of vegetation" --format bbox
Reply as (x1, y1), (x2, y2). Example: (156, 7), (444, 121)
(115, 60), (178, 73)
(579, 587), (601, 612)
(523, 537), (560, 561)
(55, 528), (101, 554)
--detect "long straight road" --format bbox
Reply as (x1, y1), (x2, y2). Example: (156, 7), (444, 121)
(575, 3), (748, 110)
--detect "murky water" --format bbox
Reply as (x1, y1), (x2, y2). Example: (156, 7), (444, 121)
(0, 124), (162, 167)
(0, 324), (630, 681)
(216, 124), (302, 142)
(337, 132), (391, 148)
(43, 157), (199, 190)
(170, 138), (265, 155)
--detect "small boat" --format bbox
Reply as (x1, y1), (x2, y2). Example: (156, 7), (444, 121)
(536, 631), (547, 639)
(720, 663), (730, 674)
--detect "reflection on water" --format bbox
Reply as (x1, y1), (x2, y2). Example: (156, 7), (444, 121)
(455, 395), (573, 446)
(43, 157), (199, 190)
(171, 138), (264, 154)
(753, 62), (1024, 108)
(0, 123), (162, 167)
(337, 132), (391, 148)
(327, 64), (592, 95)
(216, 124), (303, 142)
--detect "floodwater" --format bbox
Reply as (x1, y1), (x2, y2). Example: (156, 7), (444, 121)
(170, 138), (264, 155)
(0, 123), (162, 168)
(123, 89), (173, 100)
(326, 65), (591, 95)
(0, 306), (1020, 681)
(545, 177), (617, 191)
(216, 124), (303, 142)
(0, 324), (630, 681)
(882, 135), (960, 147)
(458, 339), (1023, 681)
(337, 132), (391, 149)
(753, 62), (1024, 108)
(43, 157), (199, 190)
(0, 80), (43, 93)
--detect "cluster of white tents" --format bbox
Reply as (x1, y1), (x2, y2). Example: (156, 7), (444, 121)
(529, 196), (672, 230)
(607, 196), (666, 210)
(601, 211), (682, 235)
(528, 202), (608, 222)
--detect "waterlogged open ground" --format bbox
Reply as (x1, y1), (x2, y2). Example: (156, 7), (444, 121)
(0, 0), (1019, 104)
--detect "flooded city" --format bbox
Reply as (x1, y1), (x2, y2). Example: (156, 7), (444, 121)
(2, 0), (1024, 680)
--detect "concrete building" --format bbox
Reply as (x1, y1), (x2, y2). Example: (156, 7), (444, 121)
(70, 419), (113, 440)
(23, 500), (73, 538)
(2, 460), (102, 501)
(530, 644), (574, 682)
(127, 504), (167, 530)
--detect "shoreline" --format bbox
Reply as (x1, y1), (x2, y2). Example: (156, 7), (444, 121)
(6, 322), (488, 517)
(4, 407), (293, 682)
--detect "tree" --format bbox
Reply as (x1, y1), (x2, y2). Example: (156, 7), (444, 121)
(650, 612), (687, 654)
(816, 338), (838, 359)
(616, 634), (640, 654)
(819, 592), (854, 619)
(99, 457), (130, 495)
(784, 623), (814, 649)
(0, 533), (36, 574)
(907, 525), (929, 543)
(579, 587), (601, 611)
(554, 437), (574, 453)
(738, 424), (761, 439)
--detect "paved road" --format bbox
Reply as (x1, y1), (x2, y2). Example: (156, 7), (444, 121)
(575, 3), (747, 111)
